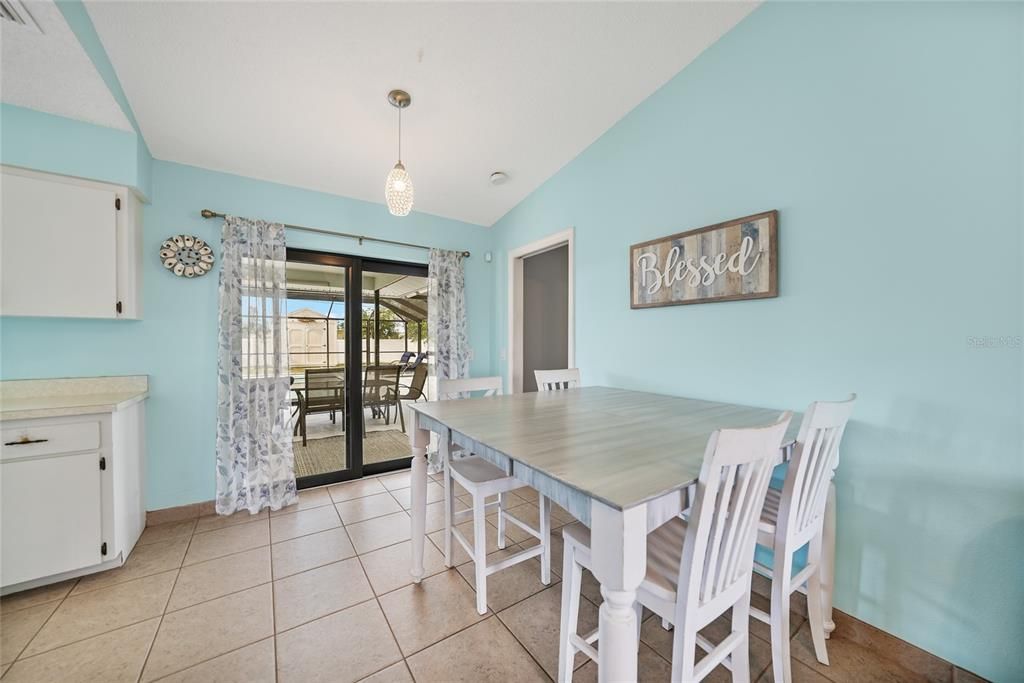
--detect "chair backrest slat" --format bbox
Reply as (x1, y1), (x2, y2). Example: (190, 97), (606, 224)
(780, 395), (855, 540)
(534, 368), (581, 392)
(438, 376), (503, 400)
(678, 412), (793, 613)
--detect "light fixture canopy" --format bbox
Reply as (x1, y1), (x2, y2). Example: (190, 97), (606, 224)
(385, 89), (414, 216)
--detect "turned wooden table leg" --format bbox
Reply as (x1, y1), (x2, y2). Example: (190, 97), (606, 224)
(590, 502), (647, 683)
(409, 414), (430, 583)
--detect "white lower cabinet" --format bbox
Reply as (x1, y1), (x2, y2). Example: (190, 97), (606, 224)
(0, 404), (145, 591)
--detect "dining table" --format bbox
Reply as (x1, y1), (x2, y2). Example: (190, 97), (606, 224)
(406, 386), (837, 682)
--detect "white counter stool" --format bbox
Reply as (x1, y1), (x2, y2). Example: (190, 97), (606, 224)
(752, 395), (856, 683)
(438, 376), (552, 615)
(557, 413), (793, 683)
(534, 368), (581, 391)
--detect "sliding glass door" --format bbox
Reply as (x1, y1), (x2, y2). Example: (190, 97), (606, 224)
(285, 248), (428, 488)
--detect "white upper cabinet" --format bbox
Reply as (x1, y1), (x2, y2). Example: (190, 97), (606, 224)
(0, 166), (143, 319)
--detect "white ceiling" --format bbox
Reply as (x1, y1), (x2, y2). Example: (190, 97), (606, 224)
(85, 2), (755, 226)
(0, 0), (132, 130)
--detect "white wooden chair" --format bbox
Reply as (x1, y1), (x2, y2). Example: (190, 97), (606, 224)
(437, 376), (552, 615)
(751, 395), (855, 683)
(534, 368), (581, 392)
(557, 412), (793, 683)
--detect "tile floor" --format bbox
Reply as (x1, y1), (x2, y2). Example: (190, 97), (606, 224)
(0, 469), (984, 682)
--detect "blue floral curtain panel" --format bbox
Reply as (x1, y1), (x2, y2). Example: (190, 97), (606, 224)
(426, 248), (471, 470)
(216, 216), (298, 515)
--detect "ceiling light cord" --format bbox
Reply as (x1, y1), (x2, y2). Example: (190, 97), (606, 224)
(397, 106), (402, 163)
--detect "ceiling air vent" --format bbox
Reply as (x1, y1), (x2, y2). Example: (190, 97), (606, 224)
(0, 0), (42, 33)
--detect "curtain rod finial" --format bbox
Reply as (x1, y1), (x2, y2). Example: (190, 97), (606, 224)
(201, 209), (218, 219)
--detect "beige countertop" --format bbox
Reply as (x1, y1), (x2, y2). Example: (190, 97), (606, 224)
(0, 376), (149, 420)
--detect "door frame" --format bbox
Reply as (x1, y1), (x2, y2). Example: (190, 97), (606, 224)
(286, 248), (427, 488)
(506, 228), (574, 393)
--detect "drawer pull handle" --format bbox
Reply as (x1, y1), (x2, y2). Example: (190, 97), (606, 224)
(3, 437), (50, 446)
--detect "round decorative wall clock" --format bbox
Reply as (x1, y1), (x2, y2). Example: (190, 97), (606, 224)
(160, 235), (214, 277)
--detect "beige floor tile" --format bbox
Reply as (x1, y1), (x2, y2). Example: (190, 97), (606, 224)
(377, 470), (412, 491)
(1, 600), (60, 664)
(158, 637), (276, 683)
(406, 616), (548, 682)
(573, 642), (672, 682)
(420, 499), (448, 534)
(271, 526), (356, 579)
(184, 519), (269, 565)
(270, 487), (333, 516)
(195, 508), (269, 534)
(457, 547), (553, 612)
(640, 614), (774, 681)
(498, 583), (599, 678)
(276, 601), (402, 683)
(142, 583), (274, 681)
(357, 661), (413, 683)
(828, 610), (952, 682)
(757, 656), (836, 683)
(428, 527), (474, 565)
(2, 618), (159, 683)
(168, 546), (272, 612)
(788, 620), (931, 683)
(358, 540), (447, 596)
(510, 486), (540, 504)
(0, 580), (76, 614)
(270, 505), (341, 543)
(389, 481), (444, 509)
(137, 519), (196, 546)
(328, 478), (387, 503)
(72, 536), (189, 594)
(336, 492), (403, 524)
(24, 570), (176, 657)
(273, 558), (373, 631)
(346, 512), (411, 554)
(377, 570), (487, 655)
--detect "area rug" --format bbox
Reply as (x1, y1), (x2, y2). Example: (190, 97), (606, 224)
(293, 429), (412, 478)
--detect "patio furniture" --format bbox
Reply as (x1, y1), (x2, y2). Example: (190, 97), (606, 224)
(296, 367), (345, 447)
(534, 368), (581, 391)
(558, 413), (793, 682)
(395, 364), (428, 403)
(437, 376), (552, 615)
(406, 386), (812, 683)
(363, 364), (402, 434)
(752, 395), (856, 683)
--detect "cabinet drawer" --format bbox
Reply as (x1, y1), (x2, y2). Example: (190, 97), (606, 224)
(1, 421), (101, 460)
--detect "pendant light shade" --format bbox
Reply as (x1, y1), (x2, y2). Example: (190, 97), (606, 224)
(385, 162), (414, 217)
(385, 90), (414, 217)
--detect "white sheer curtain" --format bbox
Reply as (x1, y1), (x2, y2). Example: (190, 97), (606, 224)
(426, 248), (471, 470)
(215, 216), (297, 515)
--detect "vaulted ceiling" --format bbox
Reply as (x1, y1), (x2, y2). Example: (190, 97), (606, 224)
(4, 1), (757, 226)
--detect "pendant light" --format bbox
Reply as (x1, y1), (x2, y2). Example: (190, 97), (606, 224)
(385, 89), (414, 216)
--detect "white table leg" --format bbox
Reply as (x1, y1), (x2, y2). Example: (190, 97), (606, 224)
(590, 501), (647, 683)
(821, 481), (837, 637)
(409, 414), (430, 583)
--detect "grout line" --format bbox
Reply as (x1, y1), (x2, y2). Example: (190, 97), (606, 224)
(134, 523), (194, 682)
(7, 578), (81, 665)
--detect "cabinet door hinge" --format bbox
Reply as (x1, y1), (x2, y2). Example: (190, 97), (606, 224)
(101, 542), (108, 556)
(115, 197), (121, 210)
(115, 301), (122, 314)
(99, 456), (106, 471)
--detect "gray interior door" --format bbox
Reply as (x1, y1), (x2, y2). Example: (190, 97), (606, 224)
(522, 245), (569, 392)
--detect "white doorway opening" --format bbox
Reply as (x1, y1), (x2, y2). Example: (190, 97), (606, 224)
(507, 228), (574, 393)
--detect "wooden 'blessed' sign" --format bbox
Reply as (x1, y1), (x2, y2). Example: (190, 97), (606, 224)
(630, 210), (778, 308)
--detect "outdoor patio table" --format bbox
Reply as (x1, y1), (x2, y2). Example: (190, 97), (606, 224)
(407, 386), (836, 682)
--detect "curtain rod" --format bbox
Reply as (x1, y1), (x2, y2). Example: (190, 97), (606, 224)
(199, 209), (470, 258)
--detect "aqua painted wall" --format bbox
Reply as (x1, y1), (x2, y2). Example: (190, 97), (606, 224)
(490, 2), (1022, 680)
(0, 150), (494, 510)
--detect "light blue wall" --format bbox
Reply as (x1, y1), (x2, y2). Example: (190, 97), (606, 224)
(491, 2), (1022, 680)
(0, 104), (151, 197)
(0, 149), (494, 510)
